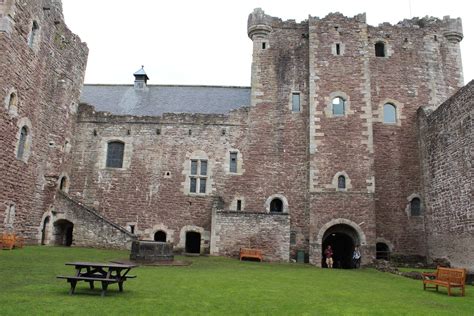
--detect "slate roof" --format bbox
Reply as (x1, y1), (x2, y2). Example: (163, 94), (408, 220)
(80, 84), (251, 116)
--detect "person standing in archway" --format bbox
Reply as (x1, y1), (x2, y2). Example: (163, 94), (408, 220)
(352, 245), (361, 268)
(324, 245), (334, 268)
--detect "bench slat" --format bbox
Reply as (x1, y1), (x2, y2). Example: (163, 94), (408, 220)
(57, 275), (118, 282)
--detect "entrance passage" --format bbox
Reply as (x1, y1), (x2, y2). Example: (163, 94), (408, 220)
(154, 230), (167, 242)
(53, 219), (74, 246)
(322, 224), (359, 269)
(185, 231), (201, 254)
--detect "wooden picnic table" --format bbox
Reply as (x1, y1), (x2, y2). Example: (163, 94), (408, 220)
(57, 261), (138, 297)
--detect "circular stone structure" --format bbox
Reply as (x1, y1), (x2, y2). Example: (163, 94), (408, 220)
(130, 240), (174, 262)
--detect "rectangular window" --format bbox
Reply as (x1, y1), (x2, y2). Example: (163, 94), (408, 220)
(237, 200), (242, 211)
(200, 160), (207, 176)
(292, 93), (300, 112)
(199, 179), (206, 193)
(336, 43), (341, 55)
(190, 178), (197, 193)
(229, 152), (238, 173)
(190, 160), (198, 175)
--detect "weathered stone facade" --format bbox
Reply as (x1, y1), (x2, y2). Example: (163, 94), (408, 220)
(419, 81), (473, 272)
(1, 3), (472, 270)
(0, 0), (88, 242)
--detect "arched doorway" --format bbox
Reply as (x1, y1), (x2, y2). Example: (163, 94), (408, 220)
(185, 231), (201, 254)
(53, 219), (74, 246)
(41, 216), (50, 245)
(154, 230), (167, 242)
(322, 224), (360, 269)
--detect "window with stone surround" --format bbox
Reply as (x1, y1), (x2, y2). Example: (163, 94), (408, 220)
(189, 159), (208, 194)
(338, 175), (346, 189)
(106, 141), (125, 168)
(291, 92), (300, 112)
(383, 103), (397, 123)
(7, 91), (17, 112)
(270, 198), (283, 213)
(59, 175), (69, 192)
(28, 21), (39, 48)
(332, 97), (345, 116)
(410, 197), (421, 216)
(229, 152), (238, 173)
(17, 126), (28, 159)
(375, 41), (386, 57)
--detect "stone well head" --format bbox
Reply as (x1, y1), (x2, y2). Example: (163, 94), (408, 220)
(130, 240), (174, 262)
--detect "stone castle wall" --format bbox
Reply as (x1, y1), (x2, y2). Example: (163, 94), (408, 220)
(211, 210), (290, 262)
(0, 0), (88, 241)
(419, 81), (473, 272)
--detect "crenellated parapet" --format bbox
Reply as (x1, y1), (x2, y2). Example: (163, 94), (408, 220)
(443, 16), (463, 43)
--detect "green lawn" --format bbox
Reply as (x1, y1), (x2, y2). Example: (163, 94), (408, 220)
(0, 247), (471, 315)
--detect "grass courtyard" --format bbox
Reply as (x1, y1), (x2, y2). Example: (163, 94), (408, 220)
(0, 247), (472, 315)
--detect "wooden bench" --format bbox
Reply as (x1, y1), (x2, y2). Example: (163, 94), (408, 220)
(422, 266), (466, 296)
(57, 275), (136, 297)
(240, 248), (263, 262)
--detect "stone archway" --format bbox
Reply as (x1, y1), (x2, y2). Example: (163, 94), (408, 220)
(53, 219), (74, 246)
(154, 230), (167, 242)
(185, 231), (201, 254)
(312, 219), (367, 267)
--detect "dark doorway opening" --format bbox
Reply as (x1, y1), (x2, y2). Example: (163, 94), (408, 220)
(270, 198), (283, 213)
(41, 216), (50, 245)
(154, 230), (167, 242)
(53, 219), (74, 246)
(185, 231), (201, 254)
(376, 242), (390, 260)
(322, 224), (359, 269)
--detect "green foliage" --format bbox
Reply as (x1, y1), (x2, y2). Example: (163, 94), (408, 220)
(0, 247), (471, 315)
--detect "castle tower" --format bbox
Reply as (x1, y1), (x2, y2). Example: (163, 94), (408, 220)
(247, 8), (273, 106)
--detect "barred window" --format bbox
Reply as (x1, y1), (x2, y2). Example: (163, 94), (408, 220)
(189, 159), (208, 194)
(106, 141), (125, 168)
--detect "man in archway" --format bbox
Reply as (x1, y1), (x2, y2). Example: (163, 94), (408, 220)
(324, 245), (334, 268)
(352, 245), (361, 268)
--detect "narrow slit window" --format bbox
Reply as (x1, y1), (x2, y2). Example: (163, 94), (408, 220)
(292, 93), (300, 112)
(338, 175), (346, 189)
(17, 126), (28, 159)
(262, 42), (266, 49)
(237, 200), (242, 211)
(229, 152), (238, 173)
(336, 43), (341, 55)
(28, 21), (39, 48)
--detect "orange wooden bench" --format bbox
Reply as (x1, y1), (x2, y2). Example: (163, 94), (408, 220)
(239, 248), (263, 262)
(1, 234), (24, 250)
(423, 266), (466, 296)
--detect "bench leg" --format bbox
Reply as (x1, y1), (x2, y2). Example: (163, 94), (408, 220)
(101, 282), (108, 297)
(118, 281), (124, 292)
(89, 281), (94, 290)
(447, 285), (451, 296)
(69, 280), (77, 295)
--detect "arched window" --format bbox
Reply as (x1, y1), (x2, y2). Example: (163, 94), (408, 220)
(17, 126), (28, 159)
(270, 198), (283, 213)
(8, 92), (17, 111)
(375, 42), (385, 57)
(383, 103), (396, 123)
(154, 230), (167, 242)
(106, 141), (125, 168)
(28, 21), (39, 48)
(410, 197), (421, 216)
(338, 175), (346, 189)
(332, 97), (345, 116)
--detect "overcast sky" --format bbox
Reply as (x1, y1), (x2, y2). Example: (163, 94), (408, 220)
(62, 0), (473, 86)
